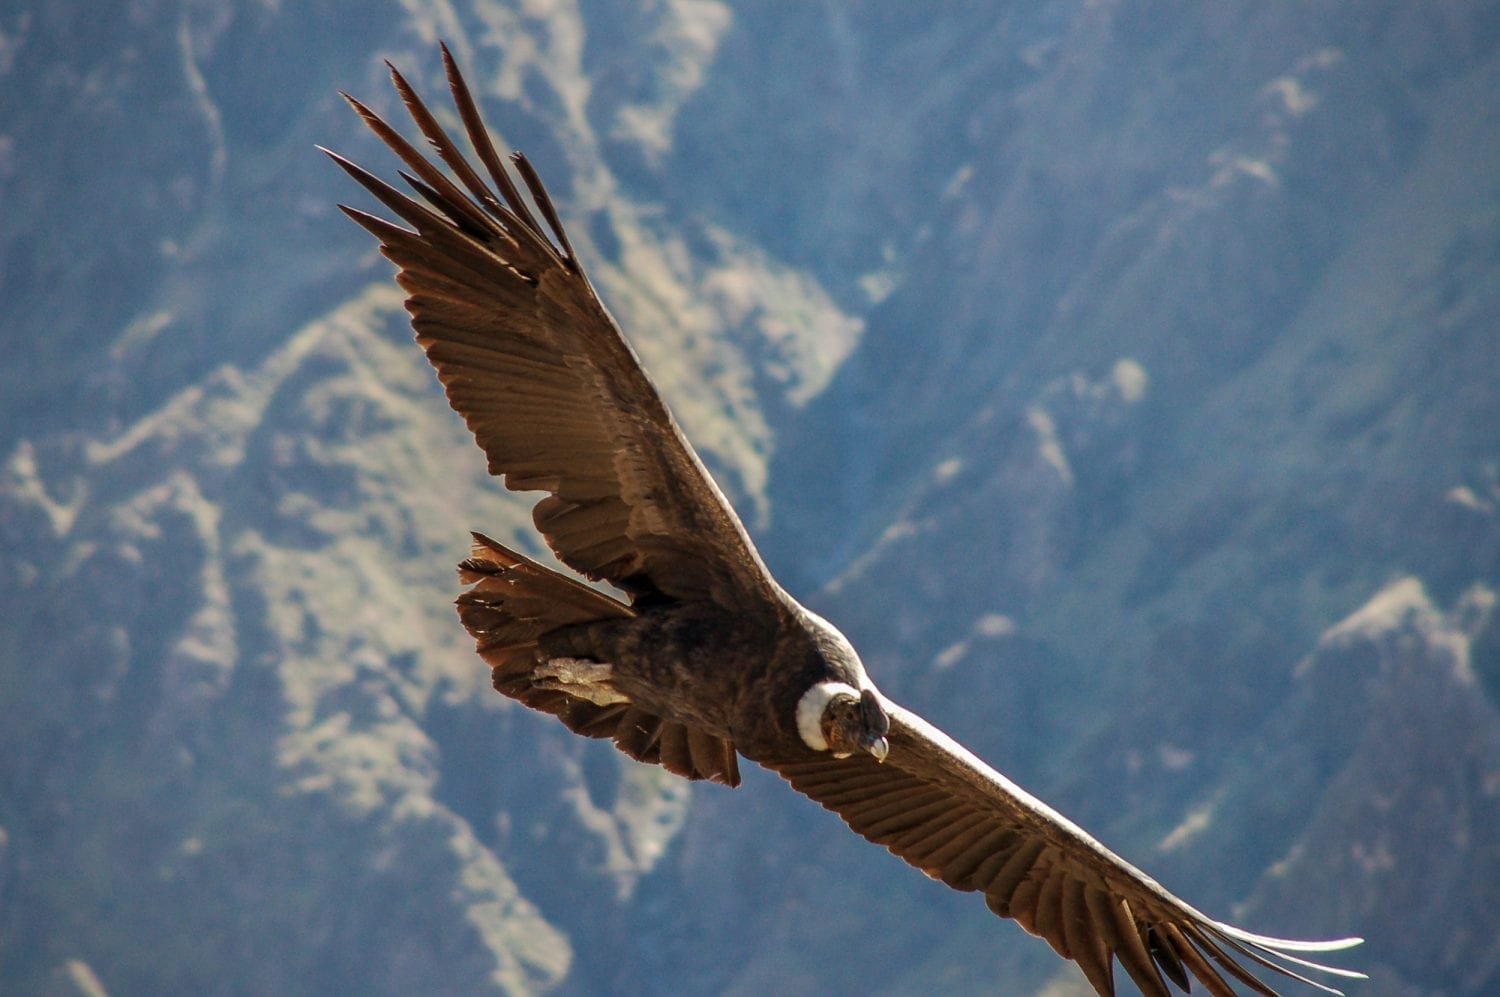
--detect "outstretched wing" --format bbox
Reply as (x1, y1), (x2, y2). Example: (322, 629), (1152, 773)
(325, 45), (779, 610)
(766, 700), (1364, 996)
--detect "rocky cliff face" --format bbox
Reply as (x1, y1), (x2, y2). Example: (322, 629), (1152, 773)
(2, 2), (1498, 994)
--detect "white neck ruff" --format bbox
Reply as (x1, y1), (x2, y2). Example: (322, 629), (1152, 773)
(795, 681), (861, 752)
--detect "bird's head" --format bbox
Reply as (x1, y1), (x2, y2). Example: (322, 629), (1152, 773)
(796, 683), (890, 761)
(792, 605), (889, 760)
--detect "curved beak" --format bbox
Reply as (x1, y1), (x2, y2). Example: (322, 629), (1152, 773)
(857, 689), (890, 762)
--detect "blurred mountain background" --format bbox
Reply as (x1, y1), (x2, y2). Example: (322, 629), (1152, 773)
(3, 1), (1499, 993)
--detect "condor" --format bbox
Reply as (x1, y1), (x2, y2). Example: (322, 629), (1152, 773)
(326, 46), (1363, 996)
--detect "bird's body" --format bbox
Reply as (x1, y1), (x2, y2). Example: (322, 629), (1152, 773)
(326, 46), (1365, 996)
(459, 529), (876, 783)
(531, 578), (815, 750)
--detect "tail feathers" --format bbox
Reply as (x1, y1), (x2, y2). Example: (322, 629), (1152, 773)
(455, 531), (632, 666)
(458, 532), (742, 787)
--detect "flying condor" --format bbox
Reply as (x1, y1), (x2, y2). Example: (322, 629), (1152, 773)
(325, 45), (1365, 996)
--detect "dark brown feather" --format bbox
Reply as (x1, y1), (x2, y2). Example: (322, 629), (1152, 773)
(438, 42), (545, 242)
(1148, 924), (1193, 993)
(765, 703), (1361, 995)
(1159, 923), (1237, 997)
(459, 533), (739, 786)
(1033, 865), (1070, 958)
(330, 58), (779, 610)
(1183, 924), (1282, 996)
(1109, 897), (1170, 997)
(1064, 880), (1117, 996)
(333, 49), (1362, 996)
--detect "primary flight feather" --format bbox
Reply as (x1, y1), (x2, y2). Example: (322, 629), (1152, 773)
(326, 45), (1364, 995)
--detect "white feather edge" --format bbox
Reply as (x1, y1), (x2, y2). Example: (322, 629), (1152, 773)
(795, 681), (861, 751)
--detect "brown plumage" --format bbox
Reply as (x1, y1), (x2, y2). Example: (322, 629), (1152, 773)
(325, 45), (1365, 995)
